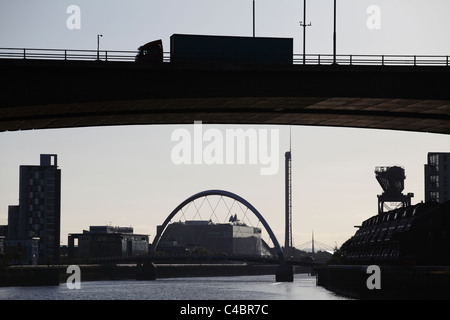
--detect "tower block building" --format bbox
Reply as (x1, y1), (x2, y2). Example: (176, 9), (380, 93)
(7, 154), (61, 264)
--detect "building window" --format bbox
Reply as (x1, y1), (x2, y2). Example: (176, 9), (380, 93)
(47, 171), (55, 178)
(430, 191), (439, 202)
(430, 175), (439, 188)
(429, 154), (439, 166)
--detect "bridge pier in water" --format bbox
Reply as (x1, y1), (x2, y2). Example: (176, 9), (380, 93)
(275, 261), (294, 282)
(135, 261), (157, 280)
(133, 260), (294, 281)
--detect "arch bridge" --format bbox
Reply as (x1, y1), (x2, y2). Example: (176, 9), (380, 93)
(150, 189), (294, 282)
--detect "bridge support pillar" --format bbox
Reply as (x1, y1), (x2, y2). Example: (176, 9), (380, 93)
(136, 261), (157, 280)
(275, 261), (294, 282)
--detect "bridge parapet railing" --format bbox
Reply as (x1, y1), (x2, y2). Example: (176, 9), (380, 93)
(0, 47), (139, 62)
(1, 47), (450, 66)
(294, 53), (450, 66)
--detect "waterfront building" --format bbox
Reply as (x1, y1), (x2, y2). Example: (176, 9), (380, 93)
(157, 220), (270, 256)
(343, 200), (450, 265)
(5, 154), (61, 264)
(7, 205), (19, 239)
(68, 225), (149, 259)
(4, 238), (40, 265)
(0, 236), (4, 256)
(424, 152), (450, 203)
(0, 225), (7, 237)
(0, 225), (7, 255)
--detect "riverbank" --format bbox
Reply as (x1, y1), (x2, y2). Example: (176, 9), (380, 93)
(0, 274), (345, 300)
(316, 265), (450, 300)
(0, 263), (313, 287)
(0, 267), (60, 287)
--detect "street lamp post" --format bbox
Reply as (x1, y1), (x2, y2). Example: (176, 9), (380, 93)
(300, 0), (311, 65)
(97, 34), (103, 61)
(333, 0), (337, 65)
(253, 0), (255, 37)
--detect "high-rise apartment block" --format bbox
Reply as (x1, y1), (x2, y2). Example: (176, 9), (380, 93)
(424, 152), (450, 204)
(7, 154), (61, 264)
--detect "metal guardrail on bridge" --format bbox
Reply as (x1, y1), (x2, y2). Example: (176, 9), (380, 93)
(0, 48), (140, 62)
(1, 47), (450, 66)
(293, 53), (450, 66)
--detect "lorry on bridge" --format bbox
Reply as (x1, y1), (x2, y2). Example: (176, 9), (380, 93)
(135, 34), (293, 65)
(135, 39), (163, 63)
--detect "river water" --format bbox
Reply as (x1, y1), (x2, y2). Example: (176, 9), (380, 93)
(0, 274), (348, 300)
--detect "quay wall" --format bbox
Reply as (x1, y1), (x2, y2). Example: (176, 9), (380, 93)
(0, 263), (311, 286)
(316, 265), (450, 299)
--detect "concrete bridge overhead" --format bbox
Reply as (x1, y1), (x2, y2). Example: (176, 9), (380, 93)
(0, 58), (449, 134)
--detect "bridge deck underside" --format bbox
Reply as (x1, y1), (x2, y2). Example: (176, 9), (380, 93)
(0, 60), (449, 134)
(1, 96), (448, 134)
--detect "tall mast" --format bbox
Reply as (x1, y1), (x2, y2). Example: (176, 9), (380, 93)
(285, 128), (293, 251)
(300, 0), (311, 64)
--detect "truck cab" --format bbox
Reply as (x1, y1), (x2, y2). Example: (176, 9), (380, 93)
(135, 39), (163, 63)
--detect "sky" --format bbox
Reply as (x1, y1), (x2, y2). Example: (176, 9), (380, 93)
(0, 0), (449, 249)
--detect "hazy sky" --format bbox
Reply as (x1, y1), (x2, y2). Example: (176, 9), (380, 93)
(0, 1), (449, 249)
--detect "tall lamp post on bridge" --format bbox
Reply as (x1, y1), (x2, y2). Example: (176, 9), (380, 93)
(97, 34), (103, 61)
(333, 0), (337, 65)
(253, 0), (256, 37)
(300, 0), (312, 65)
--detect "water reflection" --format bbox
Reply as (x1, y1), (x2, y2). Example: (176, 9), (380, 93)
(0, 274), (348, 300)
